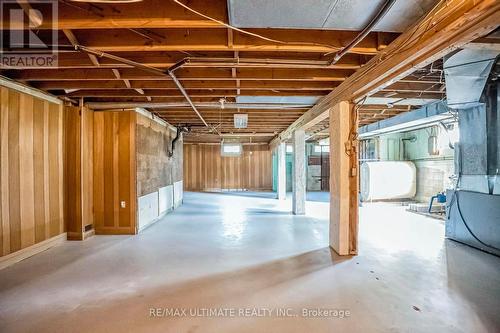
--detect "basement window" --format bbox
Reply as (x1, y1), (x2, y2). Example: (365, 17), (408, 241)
(221, 143), (242, 157)
(314, 145), (330, 153)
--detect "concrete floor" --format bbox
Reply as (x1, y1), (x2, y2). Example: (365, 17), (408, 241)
(1, 191), (499, 333)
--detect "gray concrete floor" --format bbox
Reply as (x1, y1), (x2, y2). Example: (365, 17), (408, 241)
(1, 191), (499, 333)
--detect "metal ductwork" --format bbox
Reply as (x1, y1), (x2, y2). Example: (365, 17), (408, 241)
(444, 48), (499, 109)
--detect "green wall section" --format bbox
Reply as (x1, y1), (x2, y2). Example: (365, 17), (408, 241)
(271, 150), (293, 193)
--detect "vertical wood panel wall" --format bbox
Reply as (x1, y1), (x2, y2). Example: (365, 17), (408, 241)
(183, 144), (272, 191)
(93, 110), (137, 234)
(0, 86), (64, 257)
(64, 106), (93, 240)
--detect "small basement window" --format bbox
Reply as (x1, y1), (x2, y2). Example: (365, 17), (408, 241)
(314, 145), (329, 153)
(221, 143), (242, 156)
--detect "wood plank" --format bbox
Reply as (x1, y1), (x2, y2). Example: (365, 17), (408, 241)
(11, 68), (353, 82)
(19, 94), (35, 248)
(0, 87), (10, 255)
(33, 98), (46, 243)
(58, 106), (65, 234)
(43, 101), (50, 240)
(118, 112), (131, 228)
(48, 103), (61, 237)
(103, 112), (115, 228)
(8, 0), (226, 30)
(63, 106), (83, 239)
(112, 112), (120, 228)
(183, 144), (272, 191)
(8, 91), (21, 252)
(329, 101), (357, 255)
(93, 112), (105, 231)
(82, 108), (94, 229)
(66, 28), (392, 55)
(0, 85), (65, 257)
(93, 110), (136, 234)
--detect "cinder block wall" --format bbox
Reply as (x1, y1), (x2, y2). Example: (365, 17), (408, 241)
(136, 114), (183, 197)
(376, 125), (456, 203)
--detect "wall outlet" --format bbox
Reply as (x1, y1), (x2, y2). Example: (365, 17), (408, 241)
(120, 201), (126, 208)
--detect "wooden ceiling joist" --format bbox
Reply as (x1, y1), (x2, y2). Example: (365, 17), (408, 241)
(5, 0), (227, 30)
(2, 0), (497, 143)
(6, 68), (354, 82)
(32, 80), (342, 91)
(1, 52), (368, 70)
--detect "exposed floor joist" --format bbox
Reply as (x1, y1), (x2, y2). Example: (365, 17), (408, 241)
(1, 0), (497, 143)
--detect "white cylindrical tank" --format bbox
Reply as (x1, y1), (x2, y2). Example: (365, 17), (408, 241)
(360, 161), (416, 201)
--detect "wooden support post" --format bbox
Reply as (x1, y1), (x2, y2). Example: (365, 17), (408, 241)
(277, 142), (286, 200)
(292, 129), (306, 215)
(329, 101), (358, 255)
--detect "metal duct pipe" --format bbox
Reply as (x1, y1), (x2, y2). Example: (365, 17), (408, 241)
(329, 0), (397, 66)
(444, 48), (499, 109)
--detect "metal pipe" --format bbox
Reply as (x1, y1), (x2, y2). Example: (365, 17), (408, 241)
(75, 45), (211, 129)
(85, 102), (314, 110)
(329, 0), (397, 66)
(167, 70), (209, 127)
(75, 45), (166, 77)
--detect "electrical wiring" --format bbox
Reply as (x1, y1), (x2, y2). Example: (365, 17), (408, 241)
(171, 0), (343, 53)
(447, 181), (500, 252)
(345, 96), (367, 157)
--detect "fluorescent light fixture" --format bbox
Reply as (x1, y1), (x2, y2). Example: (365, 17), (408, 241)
(234, 114), (248, 128)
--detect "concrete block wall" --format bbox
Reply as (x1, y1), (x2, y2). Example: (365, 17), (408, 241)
(135, 113), (183, 231)
(375, 125), (456, 203)
(414, 159), (454, 202)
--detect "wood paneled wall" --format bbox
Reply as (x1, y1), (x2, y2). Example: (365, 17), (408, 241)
(184, 144), (272, 191)
(93, 110), (137, 234)
(0, 86), (64, 257)
(64, 106), (93, 240)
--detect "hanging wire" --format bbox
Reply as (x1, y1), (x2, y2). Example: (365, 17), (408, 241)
(172, 0), (343, 52)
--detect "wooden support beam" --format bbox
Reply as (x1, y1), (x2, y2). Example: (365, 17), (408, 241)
(6, 0), (227, 30)
(60, 90), (325, 98)
(7, 68), (353, 82)
(63, 30), (100, 66)
(33, 80), (340, 91)
(111, 69), (121, 80)
(1, 52), (366, 70)
(271, 0), (500, 145)
(51, 29), (396, 55)
(329, 101), (358, 255)
(111, 69), (134, 90)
